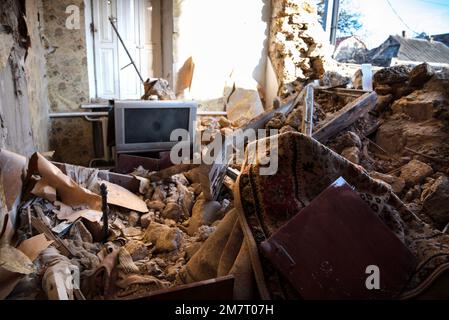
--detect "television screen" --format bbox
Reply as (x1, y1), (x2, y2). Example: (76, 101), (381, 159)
(114, 100), (197, 153)
(124, 108), (190, 143)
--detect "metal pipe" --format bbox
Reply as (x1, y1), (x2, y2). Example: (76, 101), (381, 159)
(109, 16), (145, 85)
(302, 84), (315, 137)
(330, 0), (340, 45)
(49, 112), (109, 118)
(49, 111), (225, 118)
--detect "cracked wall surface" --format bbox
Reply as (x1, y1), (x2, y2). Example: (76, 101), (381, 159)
(42, 0), (94, 166)
(0, 0), (50, 156)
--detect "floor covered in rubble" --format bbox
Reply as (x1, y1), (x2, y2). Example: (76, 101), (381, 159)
(2, 0), (449, 304)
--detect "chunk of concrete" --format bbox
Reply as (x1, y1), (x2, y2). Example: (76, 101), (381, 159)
(341, 147), (360, 164)
(370, 171), (405, 194)
(374, 65), (412, 85)
(374, 94), (394, 113)
(420, 176), (449, 225)
(144, 222), (182, 253)
(187, 199), (222, 236)
(140, 212), (153, 228)
(127, 211), (140, 227)
(391, 90), (444, 121)
(124, 240), (149, 261)
(336, 131), (362, 152)
(409, 63), (434, 87)
(400, 160), (433, 187)
(146, 200), (166, 211)
(161, 203), (183, 222)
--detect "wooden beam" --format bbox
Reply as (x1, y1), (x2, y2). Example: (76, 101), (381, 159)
(240, 90), (303, 131)
(313, 91), (377, 142)
(31, 216), (74, 257)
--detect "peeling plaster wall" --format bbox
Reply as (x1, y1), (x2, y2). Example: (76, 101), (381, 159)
(0, 0), (50, 156)
(25, 0), (50, 151)
(172, 0), (271, 109)
(42, 0), (94, 166)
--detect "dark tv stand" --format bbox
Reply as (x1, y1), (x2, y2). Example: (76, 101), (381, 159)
(115, 150), (173, 174)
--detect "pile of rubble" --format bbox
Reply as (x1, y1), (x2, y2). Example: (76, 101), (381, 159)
(262, 62), (449, 231)
(197, 116), (238, 143)
(330, 64), (449, 230)
(4, 153), (232, 300)
(369, 64), (449, 228)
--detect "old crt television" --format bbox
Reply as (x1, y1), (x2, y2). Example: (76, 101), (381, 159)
(115, 100), (197, 153)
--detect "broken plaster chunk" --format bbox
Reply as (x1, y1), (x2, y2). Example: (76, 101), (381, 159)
(171, 173), (190, 186)
(336, 131), (362, 152)
(409, 63), (434, 88)
(128, 211), (140, 227)
(196, 225), (217, 242)
(400, 159), (433, 187)
(177, 182), (194, 215)
(146, 200), (166, 211)
(266, 113), (286, 130)
(152, 185), (167, 202)
(420, 176), (449, 225)
(341, 147), (361, 165)
(280, 125), (297, 134)
(187, 198), (223, 236)
(370, 171), (406, 194)
(403, 185), (421, 203)
(124, 240), (149, 261)
(374, 65), (412, 86)
(164, 219), (177, 227)
(285, 108), (302, 130)
(143, 222), (182, 253)
(140, 211), (154, 228)
(162, 203), (183, 222)
(374, 94), (394, 114)
(218, 116), (232, 128)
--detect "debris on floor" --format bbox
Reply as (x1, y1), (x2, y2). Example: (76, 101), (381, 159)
(2, 151), (234, 300)
(368, 64), (449, 228)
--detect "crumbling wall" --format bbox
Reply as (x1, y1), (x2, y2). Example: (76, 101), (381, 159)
(0, 0), (50, 155)
(269, 0), (331, 98)
(42, 0), (94, 166)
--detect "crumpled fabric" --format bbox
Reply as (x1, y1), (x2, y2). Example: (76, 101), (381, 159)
(180, 209), (255, 300)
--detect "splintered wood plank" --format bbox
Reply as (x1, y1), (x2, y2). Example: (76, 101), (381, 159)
(313, 91), (377, 142)
(31, 216), (74, 257)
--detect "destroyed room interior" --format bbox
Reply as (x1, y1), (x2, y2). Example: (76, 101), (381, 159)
(2, 0), (449, 304)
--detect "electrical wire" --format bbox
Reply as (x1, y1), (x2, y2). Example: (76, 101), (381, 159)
(385, 0), (420, 35)
(417, 0), (449, 8)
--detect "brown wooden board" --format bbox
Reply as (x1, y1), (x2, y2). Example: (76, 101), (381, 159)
(313, 91), (377, 142)
(261, 177), (416, 300)
(116, 152), (173, 174)
(120, 275), (234, 300)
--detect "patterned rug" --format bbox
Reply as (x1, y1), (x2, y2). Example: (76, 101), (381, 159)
(236, 132), (449, 299)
